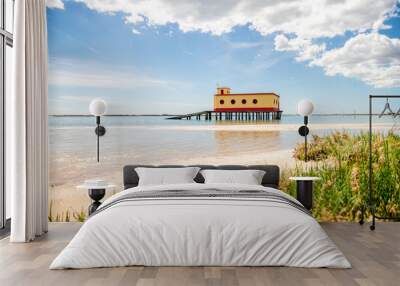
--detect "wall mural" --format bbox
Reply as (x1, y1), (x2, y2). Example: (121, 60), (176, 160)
(47, 1), (400, 222)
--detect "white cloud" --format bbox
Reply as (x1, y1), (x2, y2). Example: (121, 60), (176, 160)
(228, 41), (264, 50)
(131, 28), (141, 35)
(312, 33), (400, 88)
(274, 35), (326, 62)
(75, 0), (397, 38)
(49, 70), (169, 88)
(48, 58), (188, 90)
(47, 0), (64, 9)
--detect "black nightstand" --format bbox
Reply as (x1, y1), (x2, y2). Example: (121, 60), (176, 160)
(77, 183), (116, 215)
(289, 177), (320, 210)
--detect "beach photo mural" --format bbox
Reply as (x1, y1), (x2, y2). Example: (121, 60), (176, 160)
(47, 1), (400, 222)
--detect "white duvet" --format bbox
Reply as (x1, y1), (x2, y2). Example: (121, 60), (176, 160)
(50, 183), (351, 269)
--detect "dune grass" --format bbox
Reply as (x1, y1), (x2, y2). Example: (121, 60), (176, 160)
(48, 201), (87, 222)
(281, 131), (400, 221)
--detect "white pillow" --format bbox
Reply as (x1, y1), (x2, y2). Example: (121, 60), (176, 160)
(200, 169), (266, 185)
(135, 167), (201, 186)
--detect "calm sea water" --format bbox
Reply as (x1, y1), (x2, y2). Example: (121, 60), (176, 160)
(48, 114), (398, 161)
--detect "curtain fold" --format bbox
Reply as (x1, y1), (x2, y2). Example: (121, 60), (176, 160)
(9, 0), (48, 242)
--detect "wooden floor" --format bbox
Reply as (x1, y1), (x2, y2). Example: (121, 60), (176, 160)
(0, 222), (399, 286)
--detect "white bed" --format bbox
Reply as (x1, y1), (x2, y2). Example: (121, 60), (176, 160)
(50, 183), (351, 269)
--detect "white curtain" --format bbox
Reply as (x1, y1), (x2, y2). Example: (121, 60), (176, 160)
(9, 0), (48, 242)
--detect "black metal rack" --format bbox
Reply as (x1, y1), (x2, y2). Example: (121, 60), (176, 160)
(359, 95), (400, 230)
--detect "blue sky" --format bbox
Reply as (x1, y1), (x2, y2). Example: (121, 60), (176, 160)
(47, 0), (400, 115)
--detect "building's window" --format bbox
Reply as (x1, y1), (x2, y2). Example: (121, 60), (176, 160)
(253, 99), (258, 104)
(219, 99), (224, 105)
(241, 99), (246, 104)
(231, 99), (236, 104)
(221, 90), (224, 95)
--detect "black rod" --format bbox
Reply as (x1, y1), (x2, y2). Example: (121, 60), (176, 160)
(97, 124), (99, 162)
(370, 95), (400, 98)
(366, 94), (400, 230)
(304, 116), (308, 162)
(305, 134), (308, 162)
(96, 116), (100, 162)
(369, 95), (374, 229)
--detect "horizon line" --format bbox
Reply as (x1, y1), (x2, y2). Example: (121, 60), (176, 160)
(48, 113), (377, 117)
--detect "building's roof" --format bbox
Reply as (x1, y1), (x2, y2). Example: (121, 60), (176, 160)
(215, 92), (280, 97)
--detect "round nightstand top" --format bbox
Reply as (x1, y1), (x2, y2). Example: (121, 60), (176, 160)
(289, 176), (321, 181)
(77, 183), (116, 190)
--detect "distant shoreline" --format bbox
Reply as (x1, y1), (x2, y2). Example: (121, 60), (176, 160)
(49, 114), (176, 117)
(49, 113), (382, 117)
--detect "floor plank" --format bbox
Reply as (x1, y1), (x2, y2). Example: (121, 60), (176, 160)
(0, 222), (398, 286)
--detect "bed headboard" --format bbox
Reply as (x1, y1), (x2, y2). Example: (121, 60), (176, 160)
(123, 165), (280, 189)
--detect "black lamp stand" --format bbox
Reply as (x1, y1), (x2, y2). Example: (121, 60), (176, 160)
(94, 116), (106, 162)
(298, 116), (310, 162)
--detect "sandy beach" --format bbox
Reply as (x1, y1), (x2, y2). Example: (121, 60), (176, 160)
(48, 147), (296, 220)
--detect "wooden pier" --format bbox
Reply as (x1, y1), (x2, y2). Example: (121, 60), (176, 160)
(167, 110), (283, 121)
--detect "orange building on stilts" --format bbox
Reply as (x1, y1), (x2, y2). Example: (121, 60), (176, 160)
(213, 87), (282, 120)
(167, 87), (282, 121)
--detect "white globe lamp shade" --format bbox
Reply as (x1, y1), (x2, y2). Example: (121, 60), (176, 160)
(297, 100), (314, 116)
(89, 99), (107, 116)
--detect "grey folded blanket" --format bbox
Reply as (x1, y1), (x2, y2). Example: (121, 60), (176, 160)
(90, 189), (311, 218)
